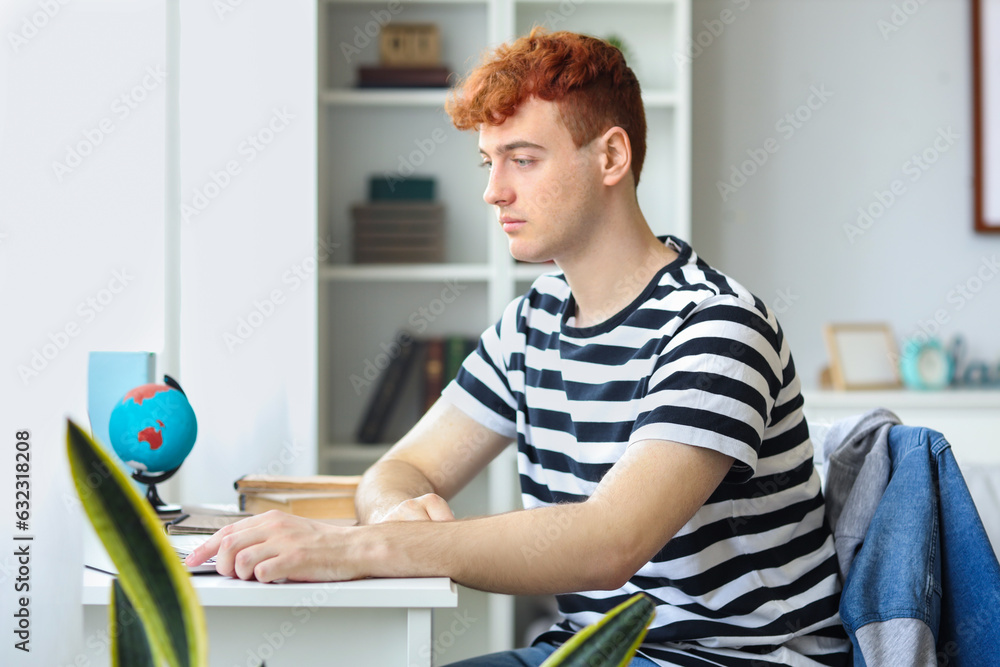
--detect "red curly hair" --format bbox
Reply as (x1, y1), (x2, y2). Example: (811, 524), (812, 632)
(446, 28), (647, 186)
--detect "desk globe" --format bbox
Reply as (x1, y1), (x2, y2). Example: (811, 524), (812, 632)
(108, 375), (197, 513)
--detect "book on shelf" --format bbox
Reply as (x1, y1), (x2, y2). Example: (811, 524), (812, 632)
(356, 65), (452, 88)
(422, 335), (479, 412)
(356, 332), (421, 444)
(446, 336), (477, 383)
(422, 338), (445, 413)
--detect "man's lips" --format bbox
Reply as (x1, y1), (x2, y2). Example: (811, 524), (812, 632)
(500, 217), (525, 233)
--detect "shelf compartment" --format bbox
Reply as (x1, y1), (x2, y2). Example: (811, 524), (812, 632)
(322, 281), (491, 447)
(323, 105), (491, 265)
(323, 1), (487, 90)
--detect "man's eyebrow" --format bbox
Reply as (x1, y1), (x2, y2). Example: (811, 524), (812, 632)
(478, 140), (547, 156)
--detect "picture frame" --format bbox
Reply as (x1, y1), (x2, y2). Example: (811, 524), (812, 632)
(973, 0), (1000, 232)
(823, 323), (903, 390)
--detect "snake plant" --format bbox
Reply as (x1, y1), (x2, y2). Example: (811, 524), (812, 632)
(540, 593), (656, 667)
(67, 418), (208, 667)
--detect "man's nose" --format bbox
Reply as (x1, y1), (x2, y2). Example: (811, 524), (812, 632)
(483, 166), (511, 207)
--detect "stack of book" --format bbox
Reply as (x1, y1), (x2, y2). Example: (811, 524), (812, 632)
(235, 474), (361, 520)
(351, 201), (445, 264)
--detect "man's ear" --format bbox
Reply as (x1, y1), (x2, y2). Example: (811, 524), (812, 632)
(599, 126), (632, 187)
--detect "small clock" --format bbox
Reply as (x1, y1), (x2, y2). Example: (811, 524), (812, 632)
(899, 338), (954, 390)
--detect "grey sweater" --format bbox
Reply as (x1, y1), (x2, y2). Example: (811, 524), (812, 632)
(821, 408), (936, 667)
(822, 407), (900, 580)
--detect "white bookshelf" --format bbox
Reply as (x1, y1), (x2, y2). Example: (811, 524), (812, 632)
(317, 0), (691, 659)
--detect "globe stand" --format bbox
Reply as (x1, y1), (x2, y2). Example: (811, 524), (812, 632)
(132, 466), (182, 514)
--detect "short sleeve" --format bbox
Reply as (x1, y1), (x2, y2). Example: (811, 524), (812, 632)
(440, 296), (523, 439)
(629, 295), (783, 483)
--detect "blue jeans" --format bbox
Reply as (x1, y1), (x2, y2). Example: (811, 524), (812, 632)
(444, 642), (659, 666)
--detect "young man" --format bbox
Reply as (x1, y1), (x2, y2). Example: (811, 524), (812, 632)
(189, 29), (849, 666)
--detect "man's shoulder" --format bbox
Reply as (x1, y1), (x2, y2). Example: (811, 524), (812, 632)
(652, 257), (768, 322)
(649, 256), (785, 356)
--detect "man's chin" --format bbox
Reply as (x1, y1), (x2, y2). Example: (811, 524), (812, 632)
(510, 250), (553, 264)
(508, 240), (553, 264)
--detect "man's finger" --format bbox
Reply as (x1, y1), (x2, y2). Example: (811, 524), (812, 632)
(423, 495), (456, 522)
(232, 541), (281, 581)
(184, 525), (231, 566)
(184, 513), (268, 566)
(210, 522), (279, 576)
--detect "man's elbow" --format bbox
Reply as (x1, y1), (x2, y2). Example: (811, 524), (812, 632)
(586, 540), (650, 591)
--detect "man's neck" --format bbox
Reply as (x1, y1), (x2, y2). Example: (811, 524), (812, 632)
(557, 200), (678, 329)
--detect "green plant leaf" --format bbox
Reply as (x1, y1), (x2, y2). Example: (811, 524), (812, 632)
(539, 593), (656, 667)
(111, 579), (154, 667)
(67, 418), (207, 667)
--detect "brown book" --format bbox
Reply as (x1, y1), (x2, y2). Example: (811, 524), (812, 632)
(423, 337), (445, 413)
(239, 491), (356, 520)
(357, 65), (452, 88)
(234, 474), (362, 493)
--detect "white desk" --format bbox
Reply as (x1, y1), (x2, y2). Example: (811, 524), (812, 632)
(82, 569), (457, 666)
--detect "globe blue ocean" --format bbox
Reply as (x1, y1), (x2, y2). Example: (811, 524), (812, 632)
(108, 383), (197, 473)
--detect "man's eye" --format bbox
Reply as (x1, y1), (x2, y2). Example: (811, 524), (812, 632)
(480, 161), (493, 170)
(513, 159), (533, 167)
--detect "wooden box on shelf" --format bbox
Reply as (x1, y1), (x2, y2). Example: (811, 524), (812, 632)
(379, 24), (441, 66)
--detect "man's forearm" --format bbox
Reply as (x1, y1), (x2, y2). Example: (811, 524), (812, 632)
(354, 458), (437, 524)
(355, 500), (633, 596)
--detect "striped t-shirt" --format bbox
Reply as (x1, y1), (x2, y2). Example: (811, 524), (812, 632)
(442, 237), (850, 666)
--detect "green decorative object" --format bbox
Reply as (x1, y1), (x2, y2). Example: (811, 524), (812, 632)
(540, 593), (656, 667)
(899, 337), (954, 390)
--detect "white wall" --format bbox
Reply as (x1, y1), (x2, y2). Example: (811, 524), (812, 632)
(0, 2), (167, 664)
(0, 2), (317, 663)
(690, 0), (1000, 388)
(176, 2), (317, 503)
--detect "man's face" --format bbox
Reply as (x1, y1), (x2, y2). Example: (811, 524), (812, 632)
(478, 97), (603, 264)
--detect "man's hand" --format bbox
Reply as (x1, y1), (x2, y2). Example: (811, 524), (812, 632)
(353, 400), (511, 524)
(184, 511), (359, 583)
(375, 493), (455, 523)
